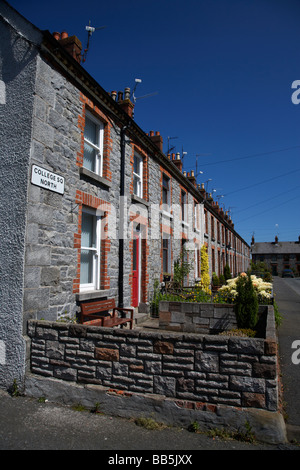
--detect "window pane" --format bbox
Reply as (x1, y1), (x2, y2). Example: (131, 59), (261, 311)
(83, 141), (96, 171)
(133, 175), (139, 196)
(81, 212), (95, 248)
(84, 118), (97, 145)
(80, 249), (94, 284)
(134, 155), (140, 175)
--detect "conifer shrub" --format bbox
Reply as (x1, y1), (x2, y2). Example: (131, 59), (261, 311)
(235, 273), (259, 329)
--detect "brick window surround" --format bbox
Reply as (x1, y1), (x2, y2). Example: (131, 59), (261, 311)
(77, 93), (112, 182)
(73, 190), (111, 294)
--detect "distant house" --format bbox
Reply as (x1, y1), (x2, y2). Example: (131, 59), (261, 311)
(251, 235), (300, 276)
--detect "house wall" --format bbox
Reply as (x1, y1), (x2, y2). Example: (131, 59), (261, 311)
(0, 4), (42, 389)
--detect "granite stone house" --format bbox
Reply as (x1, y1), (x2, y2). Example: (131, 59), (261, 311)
(0, 1), (250, 390)
(251, 235), (300, 276)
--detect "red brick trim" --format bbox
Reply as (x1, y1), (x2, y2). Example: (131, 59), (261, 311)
(77, 92), (112, 182)
(73, 190), (111, 293)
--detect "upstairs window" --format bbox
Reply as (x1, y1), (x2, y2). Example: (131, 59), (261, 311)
(83, 112), (104, 175)
(162, 174), (170, 208)
(133, 153), (143, 198)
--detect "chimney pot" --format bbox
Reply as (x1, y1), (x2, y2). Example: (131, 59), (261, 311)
(149, 130), (154, 136)
(118, 91), (123, 101)
(53, 32), (61, 40)
(111, 91), (117, 101)
(124, 87), (130, 100)
(61, 31), (68, 39)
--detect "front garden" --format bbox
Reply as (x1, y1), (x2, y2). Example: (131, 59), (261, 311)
(151, 249), (282, 335)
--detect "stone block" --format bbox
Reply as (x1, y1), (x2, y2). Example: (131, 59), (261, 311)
(228, 337), (264, 355)
(153, 376), (176, 397)
(95, 347), (119, 362)
(253, 362), (276, 379)
(25, 245), (51, 266)
(229, 376), (265, 394)
(24, 288), (50, 311)
(154, 340), (174, 354)
(264, 339), (277, 356)
(195, 351), (219, 373)
(242, 392), (265, 408)
(159, 301), (169, 312)
(41, 266), (60, 286)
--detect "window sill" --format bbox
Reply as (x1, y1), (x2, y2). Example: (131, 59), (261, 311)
(131, 194), (150, 207)
(76, 289), (110, 302)
(160, 210), (173, 219)
(79, 167), (112, 188)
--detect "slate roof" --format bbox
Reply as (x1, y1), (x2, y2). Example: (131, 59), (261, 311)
(251, 240), (300, 255)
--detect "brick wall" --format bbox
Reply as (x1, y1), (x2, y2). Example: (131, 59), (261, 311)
(27, 305), (279, 412)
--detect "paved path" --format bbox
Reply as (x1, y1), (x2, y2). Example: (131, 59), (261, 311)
(0, 389), (296, 451)
(273, 277), (300, 441)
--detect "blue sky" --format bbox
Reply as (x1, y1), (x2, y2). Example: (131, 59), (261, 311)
(8, 0), (300, 244)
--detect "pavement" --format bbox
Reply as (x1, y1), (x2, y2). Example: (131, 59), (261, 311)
(273, 276), (300, 442)
(0, 277), (300, 452)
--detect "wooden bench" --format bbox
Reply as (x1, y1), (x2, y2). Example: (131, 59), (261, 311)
(79, 298), (134, 329)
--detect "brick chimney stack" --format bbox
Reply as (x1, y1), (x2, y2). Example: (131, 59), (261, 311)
(187, 170), (197, 188)
(172, 152), (183, 172)
(117, 88), (135, 117)
(53, 31), (82, 63)
(198, 183), (206, 199)
(149, 131), (163, 152)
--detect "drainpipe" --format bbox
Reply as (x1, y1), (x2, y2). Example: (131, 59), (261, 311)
(118, 124), (128, 312)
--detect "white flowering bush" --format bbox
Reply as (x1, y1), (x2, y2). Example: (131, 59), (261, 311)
(216, 273), (272, 304)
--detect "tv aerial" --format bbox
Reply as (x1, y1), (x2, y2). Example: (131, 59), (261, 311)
(130, 79), (158, 118)
(82, 20), (106, 63)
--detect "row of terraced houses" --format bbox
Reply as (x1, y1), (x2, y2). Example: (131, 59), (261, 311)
(0, 1), (250, 389)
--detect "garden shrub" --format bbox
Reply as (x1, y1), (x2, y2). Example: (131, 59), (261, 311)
(235, 273), (259, 329)
(198, 245), (211, 294)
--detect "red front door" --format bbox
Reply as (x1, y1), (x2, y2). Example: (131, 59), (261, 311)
(132, 234), (139, 307)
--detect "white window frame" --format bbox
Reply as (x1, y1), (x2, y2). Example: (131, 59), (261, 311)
(83, 111), (104, 176)
(80, 207), (102, 292)
(133, 153), (143, 198)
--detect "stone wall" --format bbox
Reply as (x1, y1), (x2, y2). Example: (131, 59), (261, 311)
(159, 301), (238, 333)
(27, 305), (278, 412)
